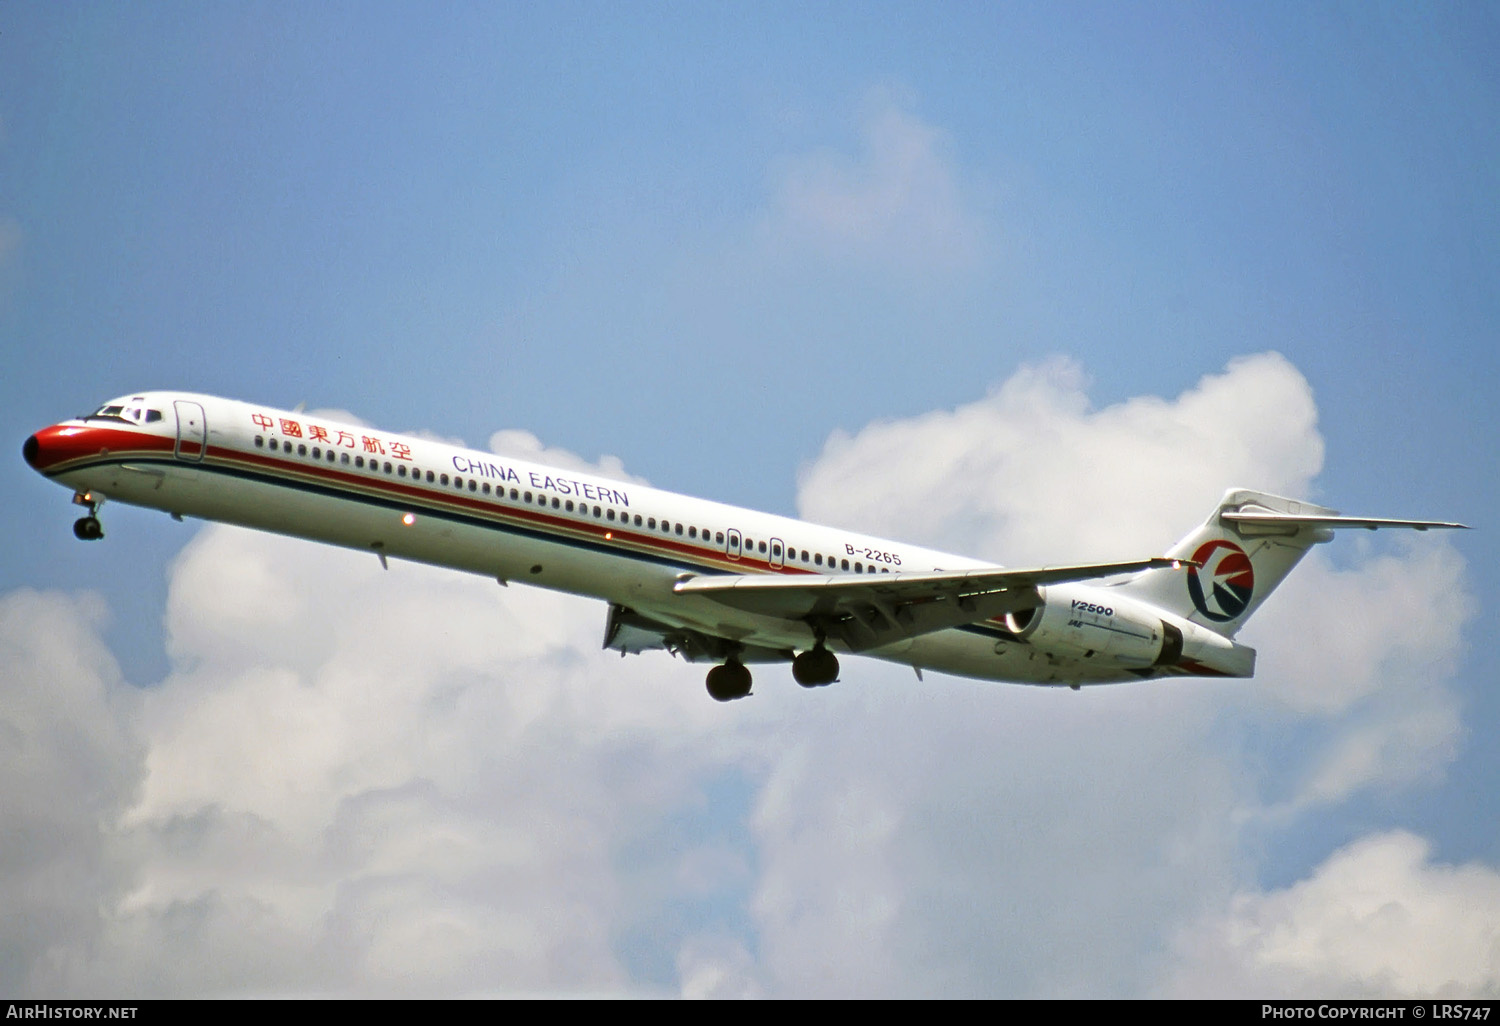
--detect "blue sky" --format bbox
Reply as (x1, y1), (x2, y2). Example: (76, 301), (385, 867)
(2, 2), (1497, 997)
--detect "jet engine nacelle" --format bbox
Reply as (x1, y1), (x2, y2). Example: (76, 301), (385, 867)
(1003, 583), (1178, 668)
(1002, 583), (1256, 677)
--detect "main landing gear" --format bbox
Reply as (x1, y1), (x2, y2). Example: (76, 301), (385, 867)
(71, 493), (104, 541)
(704, 641), (842, 702)
(705, 659), (753, 702)
(792, 640), (839, 688)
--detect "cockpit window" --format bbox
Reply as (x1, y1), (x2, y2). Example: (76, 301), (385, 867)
(87, 397), (163, 425)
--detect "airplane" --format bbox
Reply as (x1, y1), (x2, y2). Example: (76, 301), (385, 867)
(23, 391), (1467, 701)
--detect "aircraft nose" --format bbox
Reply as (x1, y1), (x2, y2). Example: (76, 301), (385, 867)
(22, 424), (97, 474)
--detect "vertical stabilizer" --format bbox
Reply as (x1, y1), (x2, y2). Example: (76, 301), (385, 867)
(1118, 489), (1340, 637)
(1117, 488), (1464, 638)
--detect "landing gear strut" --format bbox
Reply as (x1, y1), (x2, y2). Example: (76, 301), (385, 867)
(792, 640), (839, 688)
(71, 493), (104, 541)
(705, 659), (752, 702)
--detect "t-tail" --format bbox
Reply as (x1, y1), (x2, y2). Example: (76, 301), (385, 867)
(1118, 488), (1467, 642)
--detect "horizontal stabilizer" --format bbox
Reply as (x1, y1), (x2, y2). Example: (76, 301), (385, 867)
(1222, 511), (1468, 532)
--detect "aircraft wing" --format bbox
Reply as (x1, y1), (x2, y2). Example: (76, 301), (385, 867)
(672, 557), (1186, 652)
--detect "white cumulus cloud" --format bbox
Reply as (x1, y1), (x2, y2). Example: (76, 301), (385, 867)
(797, 352), (1323, 563)
(1164, 831), (1500, 998)
(0, 590), (144, 996)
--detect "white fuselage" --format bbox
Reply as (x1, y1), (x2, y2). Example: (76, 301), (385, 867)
(27, 391), (1154, 686)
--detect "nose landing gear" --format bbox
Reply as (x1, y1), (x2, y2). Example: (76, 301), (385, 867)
(71, 493), (104, 541)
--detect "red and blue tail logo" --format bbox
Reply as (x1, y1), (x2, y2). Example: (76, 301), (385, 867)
(1187, 540), (1255, 622)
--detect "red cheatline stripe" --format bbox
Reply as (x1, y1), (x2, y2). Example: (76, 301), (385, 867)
(214, 441), (819, 579)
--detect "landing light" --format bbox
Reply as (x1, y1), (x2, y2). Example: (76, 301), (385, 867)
(605, 531), (613, 540)
(402, 513), (416, 526)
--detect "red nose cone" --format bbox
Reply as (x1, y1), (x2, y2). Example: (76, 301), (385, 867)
(21, 424), (108, 474)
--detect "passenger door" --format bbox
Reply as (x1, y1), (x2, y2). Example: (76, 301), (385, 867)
(174, 400), (206, 462)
